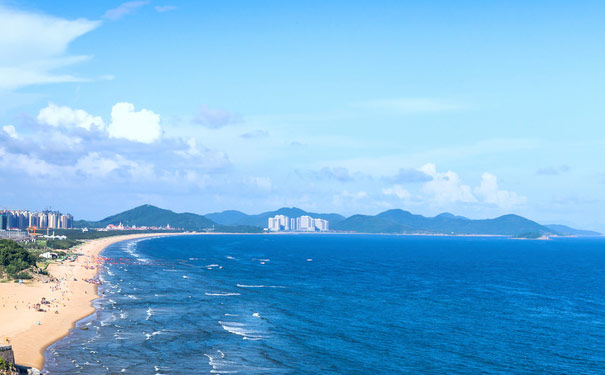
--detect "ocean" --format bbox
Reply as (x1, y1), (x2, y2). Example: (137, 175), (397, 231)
(43, 234), (605, 374)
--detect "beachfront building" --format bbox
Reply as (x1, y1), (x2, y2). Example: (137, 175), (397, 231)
(314, 218), (329, 231)
(267, 214), (329, 232)
(0, 209), (73, 230)
(268, 215), (290, 231)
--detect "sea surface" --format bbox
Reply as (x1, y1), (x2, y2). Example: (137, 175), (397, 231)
(43, 234), (605, 374)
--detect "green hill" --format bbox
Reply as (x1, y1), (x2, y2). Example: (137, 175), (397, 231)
(74, 204), (215, 231)
(331, 215), (412, 233)
(205, 207), (346, 228)
(545, 224), (601, 236)
(334, 210), (556, 236)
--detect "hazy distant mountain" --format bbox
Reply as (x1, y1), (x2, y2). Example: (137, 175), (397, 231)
(545, 224), (601, 236)
(334, 209), (556, 235)
(74, 204), (598, 236)
(330, 214), (414, 233)
(75, 204), (216, 231)
(205, 210), (250, 226)
(205, 207), (346, 228)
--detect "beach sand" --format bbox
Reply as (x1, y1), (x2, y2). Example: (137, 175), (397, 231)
(0, 233), (183, 370)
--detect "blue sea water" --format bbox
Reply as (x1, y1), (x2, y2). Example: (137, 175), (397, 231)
(43, 234), (605, 374)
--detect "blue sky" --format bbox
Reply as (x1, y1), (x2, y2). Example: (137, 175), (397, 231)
(1, 1), (604, 231)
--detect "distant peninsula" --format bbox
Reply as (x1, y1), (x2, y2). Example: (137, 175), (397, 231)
(72, 204), (601, 237)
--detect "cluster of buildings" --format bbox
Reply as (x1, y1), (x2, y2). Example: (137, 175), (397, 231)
(0, 209), (73, 231)
(267, 215), (329, 232)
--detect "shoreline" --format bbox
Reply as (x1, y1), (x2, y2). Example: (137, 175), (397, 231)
(2, 231), (596, 370)
(0, 232), (188, 371)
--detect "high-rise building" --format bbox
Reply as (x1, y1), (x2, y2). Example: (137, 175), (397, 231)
(268, 215), (290, 231)
(47, 212), (58, 229)
(313, 218), (329, 231)
(297, 215), (315, 231)
(0, 209), (73, 230)
(59, 214), (73, 229)
(268, 214), (329, 232)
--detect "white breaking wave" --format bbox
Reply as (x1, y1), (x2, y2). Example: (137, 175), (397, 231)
(218, 321), (263, 340)
(123, 239), (150, 263)
(144, 331), (162, 340)
(205, 292), (241, 296)
(204, 351), (238, 374)
(236, 284), (286, 288)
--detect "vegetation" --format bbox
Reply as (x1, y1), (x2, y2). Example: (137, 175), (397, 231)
(0, 239), (36, 278)
(333, 209), (558, 236)
(207, 207), (345, 227)
(332, 214), (412, 233)
(50, 228), (182, 240)
(73, 204), (214, 231)
(513, 232), (544, 239)
(0, 358), (15, 374)
(15, 271), (32, 280)
(46, 238), (81, 249)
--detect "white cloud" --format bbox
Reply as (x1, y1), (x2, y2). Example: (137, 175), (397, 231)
(0, 5), (99, 92)
(475, 172), (526, 209)
(0, 147), (59, 177)
(107, 102), (162, 143)
(74, 152), (153, 179)
(176, 138), (202, 157)
(2, 125), (18, 139)
(420, 163), (476, 204)
(360, 98), (462, 113)
(37, 103), (105, 130)
(104, 1), (149, 21)
(382, 185), (411, 200)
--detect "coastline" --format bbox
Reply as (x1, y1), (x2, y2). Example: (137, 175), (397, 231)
(0, 232), (187, 371)
(1, 231), (593, 370)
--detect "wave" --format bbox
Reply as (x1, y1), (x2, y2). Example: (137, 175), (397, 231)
(204, 352), (238, 374)
(218, 321), (263, 340)
(236, 284), (286, 288)
(205, 292), (241, 296)
(123, 239), (150, 263)
(144, 331), (163, 341)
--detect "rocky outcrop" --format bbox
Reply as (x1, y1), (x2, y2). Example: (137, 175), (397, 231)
(0, 346), (14, 366)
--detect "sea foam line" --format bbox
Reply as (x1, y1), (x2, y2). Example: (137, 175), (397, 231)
(236, 284), (286, 288)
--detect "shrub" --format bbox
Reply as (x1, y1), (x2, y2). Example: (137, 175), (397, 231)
(16, 271), (32, 280)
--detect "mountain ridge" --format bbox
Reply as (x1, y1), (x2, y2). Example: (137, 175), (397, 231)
(73, 204), (599, 236)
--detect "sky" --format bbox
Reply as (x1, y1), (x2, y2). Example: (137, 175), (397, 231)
(1, 1), (604, 231)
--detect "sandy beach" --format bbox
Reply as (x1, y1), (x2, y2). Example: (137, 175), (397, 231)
(0, 233), (183, 370)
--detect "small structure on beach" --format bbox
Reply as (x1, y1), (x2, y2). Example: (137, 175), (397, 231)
(40, 252), (58, 260)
